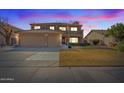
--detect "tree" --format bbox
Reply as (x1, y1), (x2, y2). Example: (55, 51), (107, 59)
(0, 16), (13, 45)
(108, 23), (124, 42)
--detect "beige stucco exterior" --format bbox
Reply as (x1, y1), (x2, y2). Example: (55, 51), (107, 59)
(19, 30), (62, 48)
(12, 33), (20, 45)
(84, 31), (105, 45)
(85, 31), (105, 41)
(104, 36), (116, 46)
(84, 31), (116, 46)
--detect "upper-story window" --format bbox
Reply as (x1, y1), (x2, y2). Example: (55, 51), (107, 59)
(59, 27), (66, 31)
(49, 26), (55, 30)
(71, 27), (78, 31)
(34, 26), (41, 30)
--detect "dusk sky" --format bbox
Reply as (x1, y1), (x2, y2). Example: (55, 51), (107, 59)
(0, 9), (124, 37)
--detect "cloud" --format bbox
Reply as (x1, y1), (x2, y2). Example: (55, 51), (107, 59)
(53, 14), (73, 19)
(83, 24), (98, 37)
(79, 14), (120, 21)
(53, 11), (73, 19)
(101, 9), (124, 15)
(19, 11), (74, 20)
(79, 9), (124, 21)
(83, 24), (98, 29)
(19, 14), (51, 20)
(19, 9), (124, 22)
(20, 13), (117, 22)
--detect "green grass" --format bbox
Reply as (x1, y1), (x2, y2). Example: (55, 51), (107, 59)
(60, 48), (124, 67)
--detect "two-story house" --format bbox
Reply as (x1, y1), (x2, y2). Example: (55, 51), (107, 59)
(30, 22), (83, 44)
(19, 22), (83, 48)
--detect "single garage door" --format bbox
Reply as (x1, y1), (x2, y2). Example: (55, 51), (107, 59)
(19, 32), (61, 48)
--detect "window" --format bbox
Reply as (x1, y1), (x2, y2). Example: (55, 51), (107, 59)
(69, 38), (78, 43)
(49, 26), (55, 30)
(71, 27), (77, 31)
(34, 26), (40, 30)
(59, 27), (66, 31)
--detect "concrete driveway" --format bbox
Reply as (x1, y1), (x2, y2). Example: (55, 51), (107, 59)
(0, 47), (60, 67)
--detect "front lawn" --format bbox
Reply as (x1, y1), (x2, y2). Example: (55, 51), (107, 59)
(60, 48), (124, 66)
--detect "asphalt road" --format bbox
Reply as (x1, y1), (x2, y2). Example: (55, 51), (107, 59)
(0, 67), (124, 83)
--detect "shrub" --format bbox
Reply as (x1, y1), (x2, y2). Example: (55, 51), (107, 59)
(117, 40), (124, 52)
(69, 43), (90, 46)
(69, 43), (79, 46)
(92, 39), (100, 45)
(81, 43), (90, 46)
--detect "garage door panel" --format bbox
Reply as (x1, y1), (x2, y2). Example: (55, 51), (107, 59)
(48, 37), (60, 47)
(20, 37), (46, 48)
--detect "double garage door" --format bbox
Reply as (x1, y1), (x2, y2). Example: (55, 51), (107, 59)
(19, 33), (61, 48)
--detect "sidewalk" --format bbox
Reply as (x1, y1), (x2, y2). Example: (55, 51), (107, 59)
(0, 46), (14, 52)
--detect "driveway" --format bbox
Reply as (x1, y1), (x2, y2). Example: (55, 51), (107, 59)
(0, 47), (60, 67)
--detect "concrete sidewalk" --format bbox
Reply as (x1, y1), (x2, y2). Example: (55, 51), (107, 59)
(0, 46), (14, 51)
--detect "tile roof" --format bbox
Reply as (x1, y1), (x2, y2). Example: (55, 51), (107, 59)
(84, 29), (108, 38)
(20, 29), (62, 34)
(30, 22), (82, 26)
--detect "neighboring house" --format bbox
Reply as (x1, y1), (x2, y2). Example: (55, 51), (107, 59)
(0, 26), (6, 46)
(0, 24), (22, 46)
(84, 30), (116, 46)
(30, 22), (83, 44)
(0, 34), (5, 46)
(10, 24), (23, 45)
